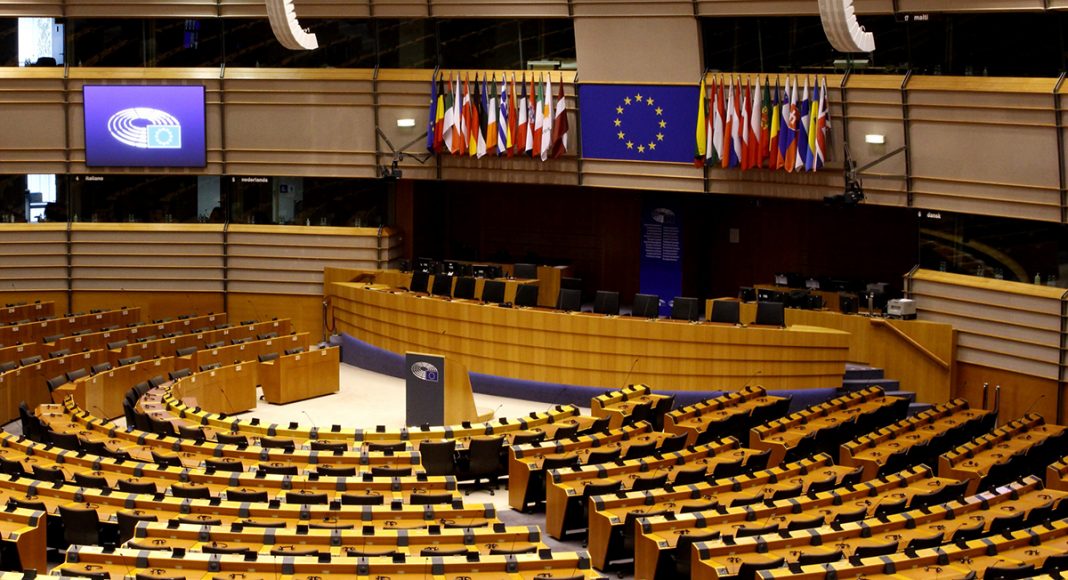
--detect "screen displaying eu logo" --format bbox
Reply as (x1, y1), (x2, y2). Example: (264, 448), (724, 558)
(83, 85), (206, 167)
(578, 84), (699, 164)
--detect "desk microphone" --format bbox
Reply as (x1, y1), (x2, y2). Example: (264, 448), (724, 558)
(1023, 394), (1046, 417)
(214, 385), (237, 420)
(492, 404), (504, 419)
(621, 358), (640, 389)
(302, 411), (318, 439)
(741, 370), (763, 392)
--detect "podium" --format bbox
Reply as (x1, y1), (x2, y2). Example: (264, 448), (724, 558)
(405, 352), (492, 426)
(260, 347), (340, 404)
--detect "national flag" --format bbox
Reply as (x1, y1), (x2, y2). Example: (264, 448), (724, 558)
(497, 74), (509, 156)
(812, 76), (830, 170)
(728, 77), (742, 168)
(694, 76), (707, 167)
(795, 76), (810, 172)
(577, 84), (700, 163)
(711, 76), (725, 167)
(485, 75), (498, 156)
(550, 75), (569, 159)
(721, 76), (733, 168)
(532, 74), (544, 158)
(461, 74), (473, 156)
(451, 73), (463, 155)
(512, 73), (521, 158)
(704, 78), (716, 165)
(758, 77), (771, 169)
(525, 73), (538, 155)
(749, 76), (762, 169)
(540, 75), (553, 161)
(515, 74), (528, 155)
(776, 76), (790, 170)
(783, 77), (799, 173)
(469, 74), (482, 157)
(768, 78), (780, 169)
(740, 78), (751, 170)
(426, 71), (438, 153)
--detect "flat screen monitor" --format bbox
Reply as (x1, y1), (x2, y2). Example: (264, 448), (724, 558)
(631, 294), (660, 318)
(472, 264), (502, 279)
(757, 288), (785, 304)
(671, 297), (700, 322)
(413, 257), (437, 274)
(83, 85), (206, 167)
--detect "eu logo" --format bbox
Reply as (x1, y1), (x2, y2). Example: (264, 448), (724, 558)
(578, 84), (699, 164)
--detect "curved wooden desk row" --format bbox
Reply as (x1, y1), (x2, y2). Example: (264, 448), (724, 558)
(161, 382), (583, 442)
(749, 513), (1068, 580)
(0, 301), (53, 325)
(0, 430), (451, 501)
(508, 422), (654, 512)
(125, 521), (549, 559)
(691, 476), (1061, 580)
(327, 278), (851, 391)
(0, 348), (110, 422)
(0, 310), (211, 366)
(48, 401), (424, 473)
(938, 413), (1067, 496)
(585, 454), (848, 570)
(841, 399), (994, 481)
(58, 545), (604, 580)
(664, 386), (790, 446)
(631, 465), (953, 580)
(0, 308), (141, 350)
(116, 319), (294, 364)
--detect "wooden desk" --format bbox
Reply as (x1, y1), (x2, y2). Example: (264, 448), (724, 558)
(328, 273), (851, 391)
(0, 349), (107, 419)
(0, 301), (52, 324)
(260, 346), (340, 404)
(0, 307), (141, 349)
(171, 363), (258, 415)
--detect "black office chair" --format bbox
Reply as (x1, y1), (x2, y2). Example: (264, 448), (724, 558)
(340, 492), (385, 505)
(419, 439), (457, 477)
(631, 293), (660, 318)
(754, 301), (786, 327)
(49, 348), (70, 359)
(513, 263), (538, 279)
(556, 288), (582, 312)
(204, 459), (244, 472)
(674, 530), (727, 577)
(59, 504), (111, 547)
(258, 352), (279, 362)
(709, 300), (741, 324)
(593, 290), (620, 315)
(118, 355), (142, 366)
(482, 280), (506, 303)
(215, 432), (250, 446)
(657, 432), (689, 454)
(366, 441), (406, 452)
(47, 430), (81, 452)
(310, 440), (349, 452)
(409, 492), (454, 505)
(106, 340), (128, 351)
(169, 368), (192, 381)
(671, 297), (700, 321)
(408, 271), (430, 293)
(452, 276), (476, 299)
(90, 362), (112, 375)
(460, 435), (505, 495)
(73, 472), (110, 490)
(66, 368), (88, 382)
(260, 436), (296, 450)
(515, 284), (539, 307)
(227, 489), (270, 503)
(45, 374), (68, 393)
(316, 465), (357, 477)
(430, 274), (453, 297)
(0, 361), (16, 372)
(116, 510), (157, 544)
(170, 484), (212, 499)
(117, 479), (158, 495)
(371, 466), (412, 477)
(258, 463), (299, 476)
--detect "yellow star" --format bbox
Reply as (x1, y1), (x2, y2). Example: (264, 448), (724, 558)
(648, 142), (656, 150)
(646, 97), (655, 106)
(659, 120), (667, 128)
(637, 144), (645, 153)
(655, 107), (663, 116)
(623, 97), (632, 105)
(616, 106), (624, 114)
(626, 141), (634, 149)
(617, 131), (625, 140)
(613, 118), (621, 127)
(656, 132), (664, 141)
(635, 92), (643, 101)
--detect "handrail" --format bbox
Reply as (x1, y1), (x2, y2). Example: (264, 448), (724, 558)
(869, 317), (950, 370)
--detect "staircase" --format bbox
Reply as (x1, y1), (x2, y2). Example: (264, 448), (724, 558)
(842, 363), (932, 415)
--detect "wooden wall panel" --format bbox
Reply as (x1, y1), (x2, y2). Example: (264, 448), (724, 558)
(229, 292), (324, 337)
(573, 16), (701, 83)
(907, 269), (1066, 382)
(0, 225), (69, 292)
(431, 0), (569, 17)
(956, 362), (1058, 424)
(0, 74), (68, 175)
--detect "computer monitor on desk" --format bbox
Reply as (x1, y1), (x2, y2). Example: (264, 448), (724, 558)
(414, 257), (437, 274)
(430, 275), (453, 297)
(671, 297), (700, 322)
(709, 300), (741, 325)
(472, 264), (502, 279)
(631, 294), (660, 318)
(513, 263), (538, 279)
(754, 301), (786, 327)
(482, 280), (506, 304)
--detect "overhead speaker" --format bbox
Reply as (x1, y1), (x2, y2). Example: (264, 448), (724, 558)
(818, 0), (876, 53)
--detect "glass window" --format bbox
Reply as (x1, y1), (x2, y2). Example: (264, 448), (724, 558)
(69, 174), (201, 223)
(228, 176), (388, 227)
(919, 212), (1068, 286)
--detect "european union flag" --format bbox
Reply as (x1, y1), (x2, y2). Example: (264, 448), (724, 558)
(579, 84), (699, 164)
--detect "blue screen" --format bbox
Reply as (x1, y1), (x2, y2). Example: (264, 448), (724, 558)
(83, 85), (206, 167)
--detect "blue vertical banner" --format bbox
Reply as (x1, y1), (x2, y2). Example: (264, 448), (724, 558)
(639, 203), (683, 317)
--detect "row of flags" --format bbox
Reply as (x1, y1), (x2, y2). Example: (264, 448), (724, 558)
(695, 75), (831, 172)
(425, 72), (569, 161)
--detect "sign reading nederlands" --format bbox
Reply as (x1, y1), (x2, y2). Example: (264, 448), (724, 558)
(405, 352), (446, 426)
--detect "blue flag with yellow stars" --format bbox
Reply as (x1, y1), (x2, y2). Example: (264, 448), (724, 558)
(578, 84), (699, 163)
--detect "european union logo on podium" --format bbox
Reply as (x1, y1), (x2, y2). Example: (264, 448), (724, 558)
(579, 84), (699, 164)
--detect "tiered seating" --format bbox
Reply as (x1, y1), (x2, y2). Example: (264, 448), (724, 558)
(841, 398), (995, 480)
(663, 386), (791, 445)
(0, 307), (141, 349)
(631, 465), (953, 579)
(590, 384), (674, 430)
(508, 421), (653, 512)
(690, 475), (1064, 580)
(939, 413), (1068, 495)
(750, 386), (909, 467)
(0, 302), (53, 325)
(113, 319), (294, 362)
(587, 454), (858, 571)
(545, 438), (770, 539)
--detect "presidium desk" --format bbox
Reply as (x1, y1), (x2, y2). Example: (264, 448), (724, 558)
(325, 269), (851, 392)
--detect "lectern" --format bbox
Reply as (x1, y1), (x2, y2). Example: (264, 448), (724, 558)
(405, 352), (492, 426)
